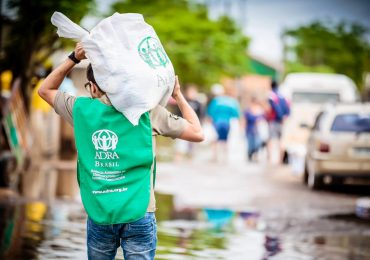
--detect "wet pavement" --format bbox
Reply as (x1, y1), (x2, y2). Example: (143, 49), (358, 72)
(1, 159), (370, 259)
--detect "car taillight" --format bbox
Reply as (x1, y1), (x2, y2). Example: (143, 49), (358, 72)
(319, 142), (330, 153)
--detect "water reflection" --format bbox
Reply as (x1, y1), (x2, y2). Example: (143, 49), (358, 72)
(0, 193), (370, 259)
(203, 208), (234, 229)
(0, 198), (87, 259)
(262, 235), (281, 259)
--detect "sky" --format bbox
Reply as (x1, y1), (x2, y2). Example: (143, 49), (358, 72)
(2, 0), (369, 63)
(244, 0), (370, 63)
(90, 0), (370, 64)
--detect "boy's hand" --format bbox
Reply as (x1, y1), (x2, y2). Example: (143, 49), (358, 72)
(75, 42), (86, 60)
(172, 76), (182, 99)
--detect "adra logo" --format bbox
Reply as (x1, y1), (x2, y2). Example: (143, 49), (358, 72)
(138, 36), (169, 69)
(92, 130), (120, 163)
(92, 129), (118, 151)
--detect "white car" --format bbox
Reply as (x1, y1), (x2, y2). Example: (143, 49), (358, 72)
(303, 103), (370, 190)
(280, 72), (359, 167)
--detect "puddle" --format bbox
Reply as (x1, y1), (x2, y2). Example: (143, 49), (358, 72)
(1, 193), (370, 259)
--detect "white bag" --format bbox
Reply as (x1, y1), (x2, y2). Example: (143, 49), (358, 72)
(51, 12), (175, 125)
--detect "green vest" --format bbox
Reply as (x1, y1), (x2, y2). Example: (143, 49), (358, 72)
(73, 97), (153, 224)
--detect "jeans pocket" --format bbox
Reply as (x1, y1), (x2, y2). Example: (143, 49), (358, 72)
(124, 213), (156, 251)
(87, 218), (117, 252)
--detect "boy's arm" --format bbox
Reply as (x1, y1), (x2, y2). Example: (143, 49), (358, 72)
(173, 76), (204, 142)
(38, 43), (86, 107)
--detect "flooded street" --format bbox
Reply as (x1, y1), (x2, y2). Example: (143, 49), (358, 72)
(1, 160), (370, 259)
(2, 0), (370, 258)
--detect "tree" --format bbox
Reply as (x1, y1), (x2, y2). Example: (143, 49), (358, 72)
(0, 0), (94, 105)
(111, 0), (250, 89)
(283, 21), (370, 90)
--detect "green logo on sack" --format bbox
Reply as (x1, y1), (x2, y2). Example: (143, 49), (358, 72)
(138, 36), (169, 69)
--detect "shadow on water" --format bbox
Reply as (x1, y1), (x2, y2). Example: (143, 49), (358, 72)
(0, 192), (370, 259)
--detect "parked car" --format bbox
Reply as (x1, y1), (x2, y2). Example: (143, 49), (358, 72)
(279, 72), (359, 169)
(303, 103), (370, 189)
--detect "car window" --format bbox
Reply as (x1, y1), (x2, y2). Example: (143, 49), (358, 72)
(292, 92), (339, 104)
(331, 113), (370, 132)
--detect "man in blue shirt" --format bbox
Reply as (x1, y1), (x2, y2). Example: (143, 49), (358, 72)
(207, 84), (240, 162)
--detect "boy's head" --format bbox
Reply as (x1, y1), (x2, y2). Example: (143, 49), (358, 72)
(86, 64), (105, 98)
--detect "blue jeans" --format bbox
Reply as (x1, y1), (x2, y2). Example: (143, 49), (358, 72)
(247, 132), (261, 159)
(214, 121), (230, 141)
(87, 212), (157, 260)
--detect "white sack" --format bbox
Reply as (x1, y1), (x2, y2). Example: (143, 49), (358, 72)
(51, 12), (175, 125)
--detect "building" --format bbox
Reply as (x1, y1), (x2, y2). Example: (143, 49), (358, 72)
(248, 54), (283, 81)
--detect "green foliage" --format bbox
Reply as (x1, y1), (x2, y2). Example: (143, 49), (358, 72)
(285, 62), (334, 74)
(284, 21), (370, 89)
(112, 0), (249, 89)
(0, 0), (94, 100)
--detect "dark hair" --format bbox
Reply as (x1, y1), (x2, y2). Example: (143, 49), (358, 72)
(271, 79), (278, 90)
(86, 63), (103, 92)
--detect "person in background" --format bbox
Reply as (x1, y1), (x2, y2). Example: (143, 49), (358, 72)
(244, 96), (264, 161)
(265, 80), (290, 164)
(207, 84), (240, 162)
(184, 85), (203, 119)
(174, 85), (204, 160)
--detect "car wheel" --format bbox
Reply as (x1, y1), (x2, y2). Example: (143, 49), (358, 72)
(307, 160), (323, 190)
